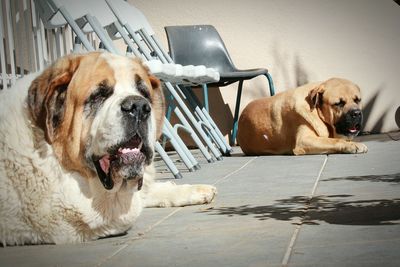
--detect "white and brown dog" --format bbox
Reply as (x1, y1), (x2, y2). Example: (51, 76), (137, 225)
(0, 52), (216, 245)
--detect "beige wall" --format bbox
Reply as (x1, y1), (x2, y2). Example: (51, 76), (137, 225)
(131, 0), (400, 134)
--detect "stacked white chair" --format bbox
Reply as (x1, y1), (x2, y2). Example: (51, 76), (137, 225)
(105, 0), (232, 156)
(33, 0), (230, 178)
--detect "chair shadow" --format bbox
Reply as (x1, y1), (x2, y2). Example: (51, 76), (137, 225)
(202, 195), (400, 226)
(201, 173), (400, 226)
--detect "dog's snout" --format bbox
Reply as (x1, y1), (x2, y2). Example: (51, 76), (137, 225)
(121, 96), (151, 120)
(349, 109), (362, 118)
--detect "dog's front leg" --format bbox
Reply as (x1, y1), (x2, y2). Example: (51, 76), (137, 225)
(294, 135), (368, 155)
(293, 127), (368, 155)
(144, 182), (217, 208)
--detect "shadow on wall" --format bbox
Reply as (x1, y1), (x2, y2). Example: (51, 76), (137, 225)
(396, 106), (400, 128)
(294, 55), (309, 87)
(272, 43), (310, 91)
(361, 85), (395, 134)
(201, 173), (400, 226)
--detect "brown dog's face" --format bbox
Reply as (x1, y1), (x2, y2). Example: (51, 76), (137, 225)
(309, 78), (363, 139)
(27, 52), (165, 192)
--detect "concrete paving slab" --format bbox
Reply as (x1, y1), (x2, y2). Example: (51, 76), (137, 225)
(288, 134), (400, 267)
(102, 155), (328, 267)
(0, 133), (398, 267)
(0, 241), (129, 267)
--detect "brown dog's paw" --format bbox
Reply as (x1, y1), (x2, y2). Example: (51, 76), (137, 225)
(347, 142), (368, 154)
(355, 142), (368, 153)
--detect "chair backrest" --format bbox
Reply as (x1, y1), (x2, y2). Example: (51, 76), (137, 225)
(105, 0), (154, 35)
(34, 0), (64, 29)
(165, 25), (237, 74)
(1, 0), (58, 88)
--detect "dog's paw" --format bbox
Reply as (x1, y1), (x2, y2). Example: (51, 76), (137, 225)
(189, 185), (217, 205)
(347, 142), (368, 154)
(355, 142), (368, 153)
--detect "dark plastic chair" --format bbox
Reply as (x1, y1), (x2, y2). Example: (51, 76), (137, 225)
(164, 24), (275, 145)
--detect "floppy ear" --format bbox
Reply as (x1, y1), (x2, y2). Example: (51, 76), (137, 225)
(148, 74), (165, 139)
(307, 84), (325, 110)
(28, 54), (83, 143)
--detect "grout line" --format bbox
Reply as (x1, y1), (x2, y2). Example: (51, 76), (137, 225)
(97, 156), (257, 266)
(281, 225), (301, 267)
(213, 156), (258, 186)
(96, 208), (183, 267)
(281, 156), (328, 267)
(310, 156), (328, 197)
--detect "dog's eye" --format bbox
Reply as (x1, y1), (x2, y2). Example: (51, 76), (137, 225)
(88, 85), (113, 103)
(84, 82), (113, 115)
(354, 97), (361, 104)
(334, 99), (346, 108)
(135, 76), (151, 100)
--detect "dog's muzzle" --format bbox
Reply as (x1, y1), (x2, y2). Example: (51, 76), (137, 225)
(91, 95), (153, 191)
(335, 108), (363, 137)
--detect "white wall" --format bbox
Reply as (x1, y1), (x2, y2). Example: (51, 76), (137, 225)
(132, 0), (400, 134)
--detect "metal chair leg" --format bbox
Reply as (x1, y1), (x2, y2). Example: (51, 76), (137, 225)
(162, 123), (195, 172)
(202, 83), (209, 112)
(181, 85), (232, 155)
(164, 120), (199, 170)
(265, 72), (275, 96)
(155, 141), (182, 179)
(230, 80), (244, 145)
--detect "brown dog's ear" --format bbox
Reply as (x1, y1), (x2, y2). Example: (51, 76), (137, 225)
(148, 74), (165, 139)
(28, 54), (83, 143)
(149, 74), (161, 91)
(307, 84), (325, 110)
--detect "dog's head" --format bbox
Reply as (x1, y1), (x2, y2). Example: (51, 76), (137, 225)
(28, 52), (165, 192)
(308, 78), (363, 139)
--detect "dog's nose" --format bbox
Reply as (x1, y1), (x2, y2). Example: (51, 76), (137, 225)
(121, 96), (151, 120)
(349, 109), (362, 118)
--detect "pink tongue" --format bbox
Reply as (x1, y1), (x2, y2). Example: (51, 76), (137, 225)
(99, 155), (110, 174)
(349, 127), (358, 133)
(99, 148), (141, 174)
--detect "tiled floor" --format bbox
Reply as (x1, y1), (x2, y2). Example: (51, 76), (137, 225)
(1, 133), (399, 267)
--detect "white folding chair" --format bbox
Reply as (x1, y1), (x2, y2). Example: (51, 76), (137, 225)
(34, 0), (228, 176)
(34, 0), (198, 178)
(105, 0), (232, 156)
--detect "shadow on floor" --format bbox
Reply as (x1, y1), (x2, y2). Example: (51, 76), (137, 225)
(202, 170), (400, 227)
(322, 173), (400, 184)
(202, 195), (400, 226)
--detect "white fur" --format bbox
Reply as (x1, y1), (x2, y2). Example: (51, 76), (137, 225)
(0, 54), (216, 246)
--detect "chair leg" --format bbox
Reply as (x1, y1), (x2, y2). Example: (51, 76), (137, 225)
(265, 72), (275, 96)
(202, 84), (209, 112)
(181, 85), (232, 155)
(230, 80), (244, 146)
(154, 141), (182, 179)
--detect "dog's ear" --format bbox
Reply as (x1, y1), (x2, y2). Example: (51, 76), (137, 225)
(307, 84), (325, 110)
(148, 74), (165, 139)
(28, 54), (83, 143)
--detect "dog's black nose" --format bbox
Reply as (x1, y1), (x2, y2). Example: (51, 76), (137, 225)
(349, 109), (362, 118)
(121, 96), (151, 120)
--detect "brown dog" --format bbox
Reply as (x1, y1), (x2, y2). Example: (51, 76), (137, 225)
(237, 78), (368, 155)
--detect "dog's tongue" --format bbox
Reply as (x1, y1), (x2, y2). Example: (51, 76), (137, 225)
(349, 127), (358, 133)
(99, 148), (142, 174)
(119, 148), (143, 164)
(99, 155), (110, 174)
